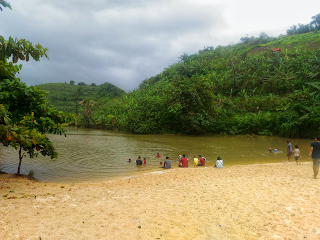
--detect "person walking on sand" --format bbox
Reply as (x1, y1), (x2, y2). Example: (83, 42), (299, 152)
(293, 145), (302, 164)
(308, 136), (320, 179)
(287, 141), (293, 162)
(179, 154), (188, 168)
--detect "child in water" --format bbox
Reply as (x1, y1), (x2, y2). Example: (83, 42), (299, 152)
(293, 145), (302, 164)
(156, 152), (161, 158)
(143, 158), (146, 164)
(193, 156), (199, 167)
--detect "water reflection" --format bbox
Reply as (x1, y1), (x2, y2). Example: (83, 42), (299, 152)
(0, 127), (312, 183)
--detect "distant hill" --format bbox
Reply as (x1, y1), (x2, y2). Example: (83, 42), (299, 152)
(36, 82), (126, 114)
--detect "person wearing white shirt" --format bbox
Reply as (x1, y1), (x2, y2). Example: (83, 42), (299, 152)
(215, 157), (223, 168)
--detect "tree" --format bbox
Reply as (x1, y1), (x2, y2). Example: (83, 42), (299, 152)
(78, 82), (86, 86)
(74, 86), (83, 115)
(91, 83), (96, 86)
(0, 33), (73, 175)
(0, 0), (11, 11)
(311, 13), (320, 30)
(0, 105), (61, 174)
(70, 80), (75, 85)
(79, 99), (95, 126)
(240, 34), (250, 43)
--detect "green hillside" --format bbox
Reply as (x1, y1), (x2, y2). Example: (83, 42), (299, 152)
(98, 29), (320, 137)
(36, 82), (126, 114)
(53, 14), (320, 137)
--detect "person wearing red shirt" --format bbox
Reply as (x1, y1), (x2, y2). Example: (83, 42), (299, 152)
(199, 155), (205, 166)
(179, 154), (188, 168)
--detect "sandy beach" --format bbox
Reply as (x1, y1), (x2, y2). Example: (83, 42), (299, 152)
(1, 162), (320, 240)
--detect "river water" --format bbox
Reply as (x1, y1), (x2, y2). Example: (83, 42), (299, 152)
(0, 127), (313, 183)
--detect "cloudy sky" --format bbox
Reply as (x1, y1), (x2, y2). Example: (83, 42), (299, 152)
(1, 0), (320, 91)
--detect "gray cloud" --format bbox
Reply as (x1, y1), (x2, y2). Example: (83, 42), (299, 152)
(1, 0), (320, 91)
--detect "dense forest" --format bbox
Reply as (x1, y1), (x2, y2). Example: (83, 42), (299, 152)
(43, 14), (320, 138)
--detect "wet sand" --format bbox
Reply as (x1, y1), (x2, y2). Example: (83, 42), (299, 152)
(1, 162), (320, 240)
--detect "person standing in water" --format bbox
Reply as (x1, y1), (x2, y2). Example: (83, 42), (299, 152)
(287, 141), (293, 162)
(308, 136), (320, 179)
(136, 156), (142, 165)
(143, 158), (146, 164)
(293, 145), (302, 164)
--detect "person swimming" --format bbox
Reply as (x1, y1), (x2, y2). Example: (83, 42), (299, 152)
(156, 152), (161, 158)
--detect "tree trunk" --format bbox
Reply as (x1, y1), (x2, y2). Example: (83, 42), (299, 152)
(17, 145), (23, 175)
(233, 66), (237, 89)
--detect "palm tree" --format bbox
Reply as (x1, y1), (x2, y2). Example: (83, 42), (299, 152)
(0, 0), (11, 11)
(79, 99), (96, 125)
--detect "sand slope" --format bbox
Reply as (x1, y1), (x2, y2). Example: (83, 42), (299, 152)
(1, 162), (320, 240)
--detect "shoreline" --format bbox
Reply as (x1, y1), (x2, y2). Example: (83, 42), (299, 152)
(0, 158), (299, 184)
(1, 162), (320, 239)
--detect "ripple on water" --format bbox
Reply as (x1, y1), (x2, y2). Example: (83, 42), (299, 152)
(0, 128), (312, 182)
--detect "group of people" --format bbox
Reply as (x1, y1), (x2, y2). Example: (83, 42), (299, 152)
(286, 141), (302, 164)
(178, 154), (223, 168)
(130, 153), (223, 169)
(129, 137), (320, 179)
(132, 155), (172, 168)
(287, 137), (320, 179)
(192, 155), (206, 167)
(132, 156), (147, 165)
(268, 148), (278, 153)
